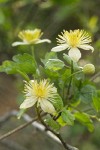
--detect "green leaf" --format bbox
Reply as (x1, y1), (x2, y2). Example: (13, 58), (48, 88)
(45, 116), (61, 131)
(93, 96), (100, 112)
(52, 94), (63, 111)
(41, 52), (57, 65)
(0, 60), (17, 74)
(57, 116), (66, 126)
(45, 68), (59, 79)
(45, 59), (65, 71)
(61, 109), (75, 126)
(63, 53), (79, 71)
(13, 53), (36, 73)
(63, 53), (71, 64)
(75, 112), (94, 132)
(0, 53), (36, 74)
(74, 72), (84, 80)
(60, 69), (71, 82)
(80, 85), (97, 103)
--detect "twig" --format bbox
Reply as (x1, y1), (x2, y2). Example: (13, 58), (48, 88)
(90, 71), (100, 81)
(53, 112), (61, 120)
(0, 116), (38, 141)
(0, 110), (79, 150)
(36, 107), (78, 150)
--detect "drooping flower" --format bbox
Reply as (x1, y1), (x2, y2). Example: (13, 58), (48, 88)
(12, 29), (51, 46)
(20, 79), (57, 114)
(51, 29), (94, 62)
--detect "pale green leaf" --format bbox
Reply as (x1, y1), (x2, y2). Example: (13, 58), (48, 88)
(45, 59), (65, 71)
(45, 117), (60, 131)
(61, 109), (75, 126)
(63, 53), (71, 64)
(93, 96), (100, 112)
(41, 51), (57, 65)
(52, 94), (63, 111)
(0, 53), (36, 74)
(75, 112), (94, 132)
(57, 116), (66, 126)
(80, 85), (97, 103)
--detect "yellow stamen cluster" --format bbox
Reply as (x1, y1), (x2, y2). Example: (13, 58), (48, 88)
(20, 80), (57, 114)
(18, 29), (43, 43)
(32, 80), (51, 99)
(57, 30), (92, 48)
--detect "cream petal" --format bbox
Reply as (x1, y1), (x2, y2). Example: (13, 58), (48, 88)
(51, 44), (68, 52)
(36, 39), (51, 44)
(20, 98), (37, 109)
(40, 99), (56, 114)
(78, 44), (94, 52)
(12, 41), (28, 47)
(68, 48), (81, 62)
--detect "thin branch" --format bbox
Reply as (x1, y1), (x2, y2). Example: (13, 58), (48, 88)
(0, 110), (79, 150)
(36, 107), (78, 150)
(53, 112), (61, 121)
(0, 116), (38, 141)
(90, 71), (100, 81)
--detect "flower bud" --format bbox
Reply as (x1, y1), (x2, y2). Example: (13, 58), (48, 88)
(83, 64), (95, 74)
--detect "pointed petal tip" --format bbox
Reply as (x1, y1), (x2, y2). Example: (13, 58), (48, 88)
(12, 42), (18, 47)
(91, 47), (94, 53)
(36, 39), (51, 44)
(12, 41), (28, 47)
(51, 44), (68, 52)
(12, 42), (21, 47)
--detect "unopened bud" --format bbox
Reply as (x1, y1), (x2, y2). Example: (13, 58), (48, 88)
(83, 64), (95, 74)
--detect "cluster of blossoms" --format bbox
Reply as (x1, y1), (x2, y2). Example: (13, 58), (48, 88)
(12, 28), (95, 114)
(12, 29), (57, 114)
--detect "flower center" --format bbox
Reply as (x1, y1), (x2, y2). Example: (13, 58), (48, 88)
(65, 31), (80, 48)
(18, 29), (42, 43)
(34, 84), (48, 99)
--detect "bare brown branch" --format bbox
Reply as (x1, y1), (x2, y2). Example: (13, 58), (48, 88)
(0, 116), (38, 141)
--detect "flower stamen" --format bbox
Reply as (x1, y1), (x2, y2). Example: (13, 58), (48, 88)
(20, 79), (57, 114)
(51, 29), (94, 62)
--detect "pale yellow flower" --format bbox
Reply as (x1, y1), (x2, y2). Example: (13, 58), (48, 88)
(51, 29), (94, 62)
(12, 29), (51, 46)
(20, 79), (57, 114)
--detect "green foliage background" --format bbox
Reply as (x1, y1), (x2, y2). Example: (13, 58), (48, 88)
(0, 0), (100, 150)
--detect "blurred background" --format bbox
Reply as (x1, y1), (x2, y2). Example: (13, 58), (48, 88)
(0, 0), (100, 150)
